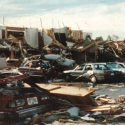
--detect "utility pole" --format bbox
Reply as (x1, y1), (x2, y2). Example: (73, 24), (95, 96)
(40, 18), (43, 30)
(3, 17), (4, 25)
(62, 22), (65, 27)
(52, 19), (53, 28)
(76, 22), (80, 31)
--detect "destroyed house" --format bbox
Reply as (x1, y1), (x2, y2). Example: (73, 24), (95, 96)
(42, 27), (96, 64)
(0, 26), (43, 48)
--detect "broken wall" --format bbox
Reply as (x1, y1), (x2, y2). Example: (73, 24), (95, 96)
(42, 27), (68, 46)
(53, 27), (68, 38)
(25, 28), (38, 48)
(71, 30), (83, 40)
(42, 31), (53, 46)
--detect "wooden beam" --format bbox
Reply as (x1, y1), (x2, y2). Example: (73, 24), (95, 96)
(10, 45), (14, 59)
(6, 26), (25, 31)
(73, 41), (95, 52)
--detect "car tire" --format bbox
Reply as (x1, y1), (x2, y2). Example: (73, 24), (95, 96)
(90, 75), (97, 84)
(65, 75), (71, 82)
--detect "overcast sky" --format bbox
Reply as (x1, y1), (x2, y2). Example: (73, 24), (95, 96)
(0, 0), (125, 40)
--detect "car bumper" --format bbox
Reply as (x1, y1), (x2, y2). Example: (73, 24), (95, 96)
(96, 75), (122, 81)
(0, 104), (53, 121)
(121, 73), (125, 79)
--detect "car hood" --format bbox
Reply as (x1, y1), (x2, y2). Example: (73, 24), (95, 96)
(63, 70), (74, 73)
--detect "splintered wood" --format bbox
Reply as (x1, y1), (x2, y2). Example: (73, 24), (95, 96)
(81, 105), (118, 112)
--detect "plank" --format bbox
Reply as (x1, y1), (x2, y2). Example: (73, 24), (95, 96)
(36, 84), (95, 97)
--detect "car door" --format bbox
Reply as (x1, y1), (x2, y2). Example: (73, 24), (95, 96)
(94, 64), (110, 80)
(83, 64), (93, 79)
(93, 64), (104, 78)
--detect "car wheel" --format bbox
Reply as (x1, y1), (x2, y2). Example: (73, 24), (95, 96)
(65, 75), (71, 82)
(90, 75), (97, 84)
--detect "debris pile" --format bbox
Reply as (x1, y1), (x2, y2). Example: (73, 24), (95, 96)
(0, 26), (125, 125)
(0, 83), (122, 125)
(0, 34), (41, 67)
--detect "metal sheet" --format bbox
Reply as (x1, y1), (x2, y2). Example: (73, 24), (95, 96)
(25, 28), (38, 48)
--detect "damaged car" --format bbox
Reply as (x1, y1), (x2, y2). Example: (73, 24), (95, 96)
(0, 86), (52, 121)
(19, 59), (56, 82)
(43, 54), (76, 71)
(106, 62), (125, 78)
(63, 63), (122, 83)
(0, 73), (53, 121)
(19, 54), (76, 82)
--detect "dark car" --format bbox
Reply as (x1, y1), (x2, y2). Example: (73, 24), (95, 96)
(63, 63), (122, 83)
(43, 54), (77, 71)
(105, 62), (125, 78)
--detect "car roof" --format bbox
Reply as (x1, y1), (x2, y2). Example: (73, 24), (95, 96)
(81, 62), (107, 65)
(90, 62), (120, 64)
(80, 62), (122, 66)
(44, 54), (62, 60)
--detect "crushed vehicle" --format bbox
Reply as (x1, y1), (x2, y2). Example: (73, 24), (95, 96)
(0, 85), (52, 121)
(0, 87), (52, 120)
(0, 71), (53, 121)
(19, 54), (76, 82)
(63, 63), (122, 83)
(19, 59), (55, 82)
(43, 54), (76, 71)
(0, 68), (24, 86)
(19, 59), (51, 77)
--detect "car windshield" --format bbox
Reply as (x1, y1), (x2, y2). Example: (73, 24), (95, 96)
(75, 65), (85, 70)
(107, 63), (123, 69)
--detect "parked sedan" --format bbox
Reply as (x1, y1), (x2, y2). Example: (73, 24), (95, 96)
(106, 62), (125, 78)
(63, 63), (122, 83)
